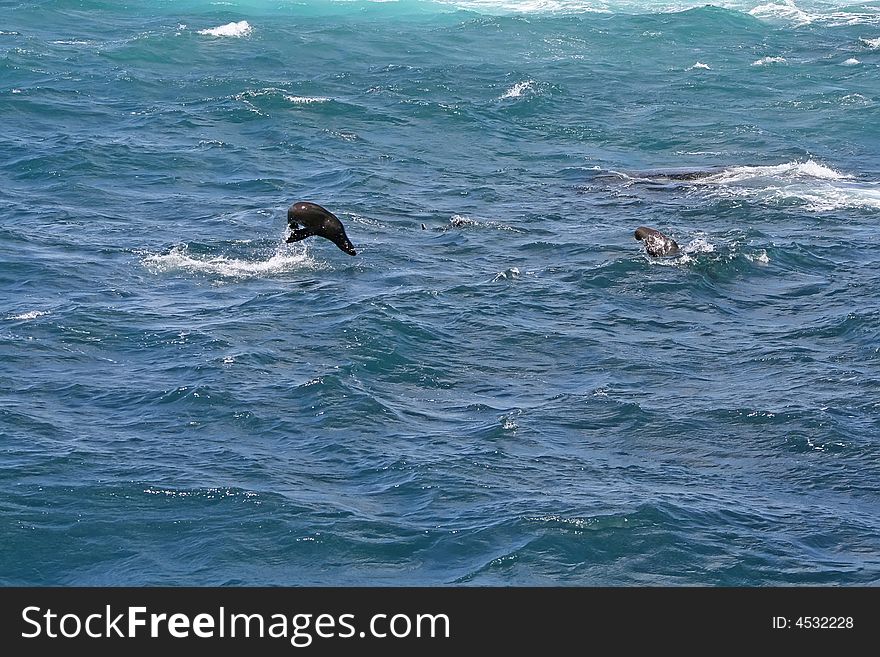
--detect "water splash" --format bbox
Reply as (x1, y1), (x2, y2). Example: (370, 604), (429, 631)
(142, 244), (323, 279)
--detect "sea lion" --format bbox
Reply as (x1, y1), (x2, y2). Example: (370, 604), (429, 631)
(634, 226), (680, 257)
(287, 202), (357, 255)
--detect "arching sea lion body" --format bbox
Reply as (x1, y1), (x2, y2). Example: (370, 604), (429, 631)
(287, 202), (357, 256)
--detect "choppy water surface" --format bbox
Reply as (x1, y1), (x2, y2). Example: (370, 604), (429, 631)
(1, 0), (879, 585)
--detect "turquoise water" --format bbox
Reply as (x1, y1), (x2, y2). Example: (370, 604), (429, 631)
(1, 0), (879, 585)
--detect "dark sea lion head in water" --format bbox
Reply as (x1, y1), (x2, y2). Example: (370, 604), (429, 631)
(634, 226), (680, 257)
(287, 201), (357, 256)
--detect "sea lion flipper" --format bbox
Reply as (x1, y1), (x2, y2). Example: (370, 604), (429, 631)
(287, 227), (314, 243)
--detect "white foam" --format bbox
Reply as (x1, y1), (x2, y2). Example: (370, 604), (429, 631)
(842, 58), (860, 66)
(687, 62), (711, 70)
(749, 1), (814, 26)
(197, 20), (252, 38)
(142, 245), (322, 278)
(749, 1), (880, 27)
(500, 80), (536, 99)
(693, 160), (880, 212)
(791, 185), (880, 211)
(705, 160), (850, 183)
(448, 214), (524, 232)
(840, 93), (870, 106)
(641, 234), (717, 266)
(437, 1), (610, 13)
(683, 237), (716, 254)
(284, 95), (331, 104)
(7, 310), (50, 321)
(862, 37), (880, 49)
(746, 250), (770, 264)
(751, 56), (787, 66)
(492, 267), (521, 282)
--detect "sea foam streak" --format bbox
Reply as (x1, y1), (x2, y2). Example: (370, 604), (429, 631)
(285, 95), (331, 104)
(142, 245), (321, 278)
(6, 310), (50, 321)
(197, 21), (252, 38)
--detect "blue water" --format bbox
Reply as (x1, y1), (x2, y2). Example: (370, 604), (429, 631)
(2, 0), (879, 586)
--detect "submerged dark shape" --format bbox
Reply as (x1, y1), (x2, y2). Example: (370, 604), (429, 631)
(287, 202), (357, 256)
(634, 226), (680, 257)
(626, 167), (723, 182)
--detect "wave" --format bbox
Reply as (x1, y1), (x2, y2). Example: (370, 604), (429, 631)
(142, 244), (324, 279)
(437, 0), (880, 24)
(58, 0), (880, 24)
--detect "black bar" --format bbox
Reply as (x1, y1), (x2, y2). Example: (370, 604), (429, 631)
(0, 587), (873, 653)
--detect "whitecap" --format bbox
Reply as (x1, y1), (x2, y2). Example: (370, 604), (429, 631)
(749, 1), (880, 27)
(746, 251), (770, 264)
(500, 80), (536, 99)
(436, 1), (610, 14)
(197, 20), (252, 38)
(687, 62), (711, 70)
(842, 58), (860, 66)
(447, 214), (524, 232)
(751, 56), (787, 66)
(692, 160), (880, 212)
(492, 267), (521, 282)
(705, 160), (850, 183)
(6, 310), (50, 321)
(862, 37), (880, 49)
(749, 1), (814, 27)
(284, 95), (331, 104)
(683, 237), (716, 255)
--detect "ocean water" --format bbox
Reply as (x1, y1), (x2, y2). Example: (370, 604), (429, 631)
(1, 0), (879, 586)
